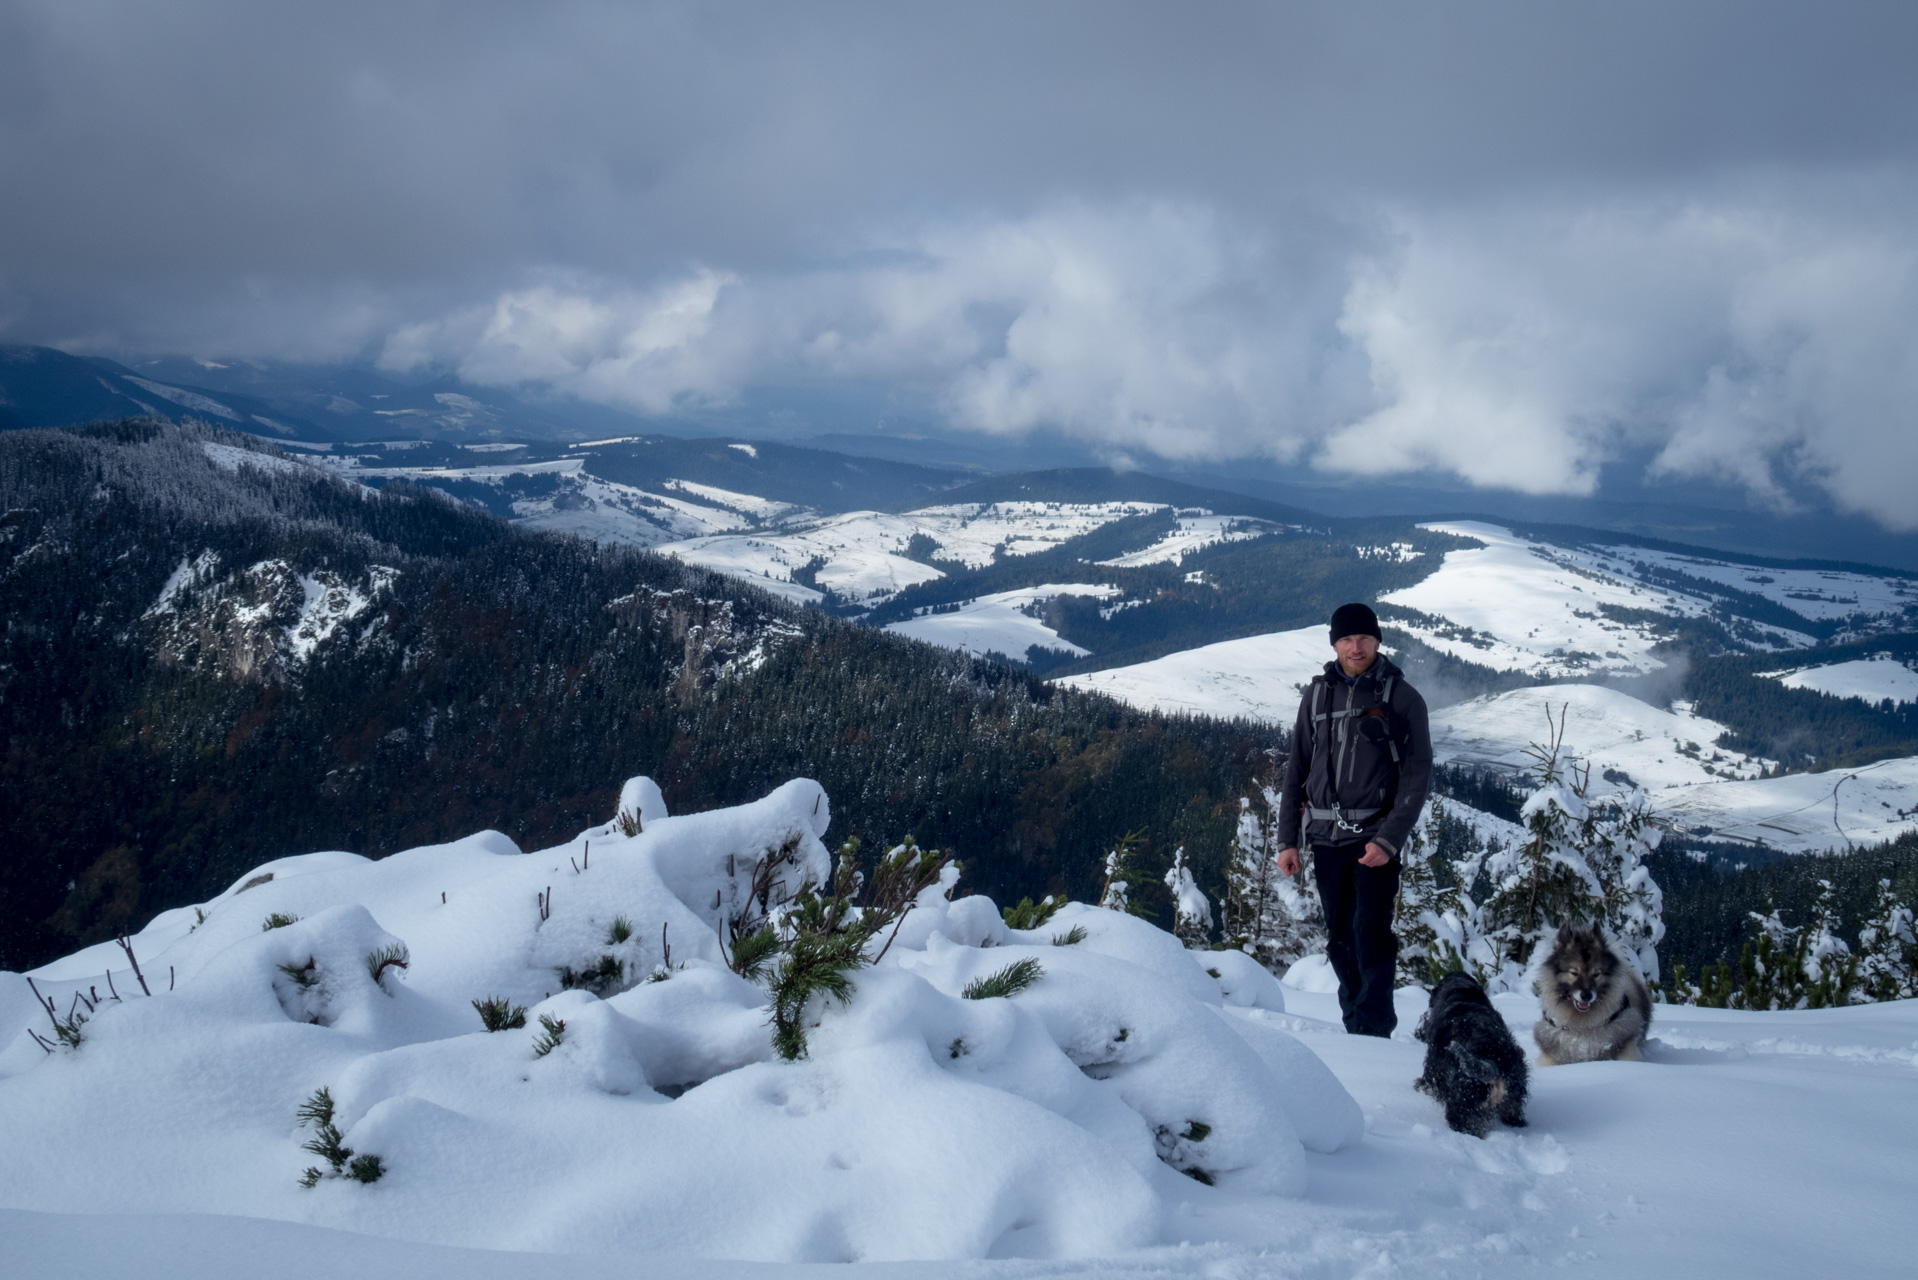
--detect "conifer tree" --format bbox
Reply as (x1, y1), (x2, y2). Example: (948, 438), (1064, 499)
(1857, 878), (1918, 1002)
(1473, 715), (1608, 990)
(1163, 845), (1213, 949)
(1099, 830), (1150, 917)
(1219, 791), (1323, 973)
(1394, 799), (1475, 988)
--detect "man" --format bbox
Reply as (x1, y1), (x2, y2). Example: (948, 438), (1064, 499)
(1274, 602), (1432, 1037)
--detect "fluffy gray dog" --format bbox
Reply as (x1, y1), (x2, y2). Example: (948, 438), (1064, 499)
(1533, 923), (1652, 1065)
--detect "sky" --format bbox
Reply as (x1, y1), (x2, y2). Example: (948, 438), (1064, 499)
(4, 1), (1918, 528)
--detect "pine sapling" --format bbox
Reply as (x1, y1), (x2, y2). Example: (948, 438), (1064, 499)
(532, 1014), (567, 1057)
(364, 943), (410, 988)
(473, 996), (527, 1031)
(607, 915), (634, 945)
(262, 912), (301, 931)
(726, 925), (781, 980)
(278, 958), (318, 989)
(961, 957), (1044, 999)
(1001, 896), (1066, 930)
(1051, 925), (1089, 946)
(297, 1086), (385, 1187)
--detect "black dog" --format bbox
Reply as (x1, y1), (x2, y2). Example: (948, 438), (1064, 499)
(1414, 972), (1529, 1138)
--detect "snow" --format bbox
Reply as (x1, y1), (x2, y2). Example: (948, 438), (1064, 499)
(511, 475), (760, 547)
(288, 568), (397, 661)
(1766, 653), (1918, 706)
(1053, 626), (1334, 722)
(1653, 754), (1918, 851)
(1382, 522), (1727, 677)
(9, 927), (1915, 1276)
(1429, 684), (1774, 791)
(1583, 542), (1918, 624)
(728, 443), (758, 458)
(662, 502), (1167, 606)
(661, 478), (801, 521)
(202, 441), (309, 476)
(124, 375), (242, 419)
(886, 584), (1121, 661)
(1096, 513), (1274, 568)
(1, 779), (1364, 1263)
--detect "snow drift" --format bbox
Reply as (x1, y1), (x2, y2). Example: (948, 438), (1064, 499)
(0, 779), (1358, 1262)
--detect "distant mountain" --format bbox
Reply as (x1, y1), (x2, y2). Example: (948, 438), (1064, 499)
(0, 345), (329, 438)
(0, 419), (1277, 971)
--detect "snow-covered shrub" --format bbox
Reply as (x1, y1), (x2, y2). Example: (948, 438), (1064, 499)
(1858, 878), (1918, 1002)
(1098, 830), (1149, 916)
(296, 1087), (386, 1187)
(1431, 713), (1668, 994)
(1220, 790), (1323, 974)
(1163, 846), (1213, 949)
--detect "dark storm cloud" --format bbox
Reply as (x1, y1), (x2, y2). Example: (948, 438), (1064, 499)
(5, 2), (1918, 523)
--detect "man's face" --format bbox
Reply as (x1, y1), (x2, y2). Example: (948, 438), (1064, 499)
(1334, 633), (1379, 676)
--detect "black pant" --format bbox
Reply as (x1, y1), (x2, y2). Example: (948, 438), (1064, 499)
(1313, 841), (1401, 1037)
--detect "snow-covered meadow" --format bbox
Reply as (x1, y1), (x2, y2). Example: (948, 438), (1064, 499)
(7, 779), (1916, 1278)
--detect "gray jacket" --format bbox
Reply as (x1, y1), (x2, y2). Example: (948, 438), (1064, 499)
(1275, 654), (1432, 856)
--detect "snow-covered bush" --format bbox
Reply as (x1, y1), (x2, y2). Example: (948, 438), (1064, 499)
(1220, 790), (1323, 973)
(1163, 846), (1213, 949)
(1858, 878), (1918, 1002)
(0, 775), (1361, 1261)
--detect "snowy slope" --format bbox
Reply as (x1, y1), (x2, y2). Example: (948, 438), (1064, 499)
(1381, 522), (1729, 677)
(1583, 541), (1918, 623)
(1765, 653), (1918, 706)
(1428, 684), (1775, 791)
(660, 502), (1169, 605)
(1096, 513), (1276, 568)
(1053, 626), (1334, 722)
(1, 780), (1364, 1263)
(1652, 755), (1918, 850)
(885, 585), (1121, 660)
(9, 937), (1917, 1277)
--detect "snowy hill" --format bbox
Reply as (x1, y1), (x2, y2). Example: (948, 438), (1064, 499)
(5, 780), (1914, 1275)
(885, 584), (1122, 661)
(1053, 626), (1331, 722)
(1765, 652), (1918, 706)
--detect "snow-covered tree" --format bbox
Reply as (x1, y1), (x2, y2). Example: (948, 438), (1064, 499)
(1440, 708), (1668, 994)
(1580, 789), (1666, 983)
(1394, 799), (1476, 989)
(1858, 878), (1918, 1002)
(1219, 789), (1323, 973)
(1099, 830), (1150, 917)
(1163, 846), (1213, 949)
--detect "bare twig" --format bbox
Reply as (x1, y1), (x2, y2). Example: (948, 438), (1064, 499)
(115, 934), (152, 996)
(25, 975), (56, 1021)
(660, 921), (671, 969)
(105, 970), (121, 1002)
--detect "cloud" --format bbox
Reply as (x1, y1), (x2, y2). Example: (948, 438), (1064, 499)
(6, 3), (1918, 526)
(373, 191), (1918, 528)
(1324, 194), (1918, 527)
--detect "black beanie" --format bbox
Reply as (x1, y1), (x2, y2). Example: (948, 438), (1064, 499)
(1329, 602), (1381, 645)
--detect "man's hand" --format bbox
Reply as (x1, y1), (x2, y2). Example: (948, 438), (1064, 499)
(1276, 847), (1301, 877)
(1359, 842), (1391, 868)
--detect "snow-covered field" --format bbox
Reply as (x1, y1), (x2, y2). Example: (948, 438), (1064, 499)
(661, 502), (1173, 605)
(1381, 523), (1729, 677)
(1054, 626), (1333, 721)
(885, 585), (1122, 661)
(1428, 684), (1774, 790)
(1766, 653), (1918, 706)
(5, 782), (1914, 1276)
(1096, 513), (1277, 568)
